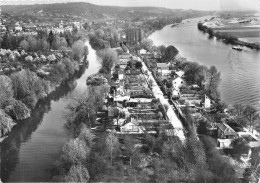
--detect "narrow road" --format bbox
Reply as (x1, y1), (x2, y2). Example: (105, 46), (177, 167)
(137, 57), (185, 141)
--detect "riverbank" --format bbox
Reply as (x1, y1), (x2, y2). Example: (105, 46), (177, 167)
(0, 43), (88, 142)
(197, 22), (260, 50)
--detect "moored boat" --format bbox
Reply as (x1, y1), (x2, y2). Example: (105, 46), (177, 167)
(232, 46), (242, 51)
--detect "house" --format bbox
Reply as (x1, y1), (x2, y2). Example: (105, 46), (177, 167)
(140, 49), (150, 55)
(157, 63), (171, 76)
(172, 77), (186, 90)
(238, 132), (260, 149)
(172, 88), (180, 99)
(15, 25), (23, 32)
(203, 95), (211, 109)
(175, 70), (185, 77)
(120, 118), (145, 134)
(118, 70), (124, 80)
(119, 54), (131, 67)
(216, 123), (238, 139)
(157, 63), (168, 69)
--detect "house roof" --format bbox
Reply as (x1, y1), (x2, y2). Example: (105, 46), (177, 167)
(119, 54), (131, 59)
(159, 67), (169, 70)
(216, 123), (237, 136)
(157, 63), (168, 68)
(175, 70), (185, 77)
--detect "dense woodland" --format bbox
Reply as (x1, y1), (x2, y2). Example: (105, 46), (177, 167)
(0, 28), (89, 138)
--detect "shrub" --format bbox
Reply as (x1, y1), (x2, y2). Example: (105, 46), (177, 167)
(20, 40), (29, 51)
(64, 165), (90, 182)
(11, 69), (47, 101)
(72, 40), (85, 62)
(4, 99), (31, 120)
(61, 138), (90, 164)
(0, 109), (15, 138)
(86, 74), (108, 86)
(0, 75), (14, 107)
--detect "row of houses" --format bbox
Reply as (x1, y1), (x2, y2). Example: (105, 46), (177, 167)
(95, 52), (174, 136)
(139, 50), (260, 163)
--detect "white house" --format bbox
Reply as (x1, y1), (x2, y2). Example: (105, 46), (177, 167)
(204, 95), (211, 109)
(140, 49), (149, 55)
(172, 77), (186, 90)
(118, 70), (124, 80)
(175, 70), (185, 78)
(157, 63), (171, 76)
(120, 119), (145, 134)
(15, 25), (23, 32)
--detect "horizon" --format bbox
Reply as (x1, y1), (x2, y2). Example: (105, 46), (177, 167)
(1, 0), (260, 11)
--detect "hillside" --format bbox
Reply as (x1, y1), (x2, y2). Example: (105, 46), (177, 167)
(1, 2), (209, 21)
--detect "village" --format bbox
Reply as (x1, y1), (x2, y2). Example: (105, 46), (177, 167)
(87, 44), (260, 178)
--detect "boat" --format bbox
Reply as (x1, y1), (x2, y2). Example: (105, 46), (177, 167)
(232, 46), (243, 51)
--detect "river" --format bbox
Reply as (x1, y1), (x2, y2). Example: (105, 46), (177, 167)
(0, 40), (100, 182)
(149, 16), (260, 112)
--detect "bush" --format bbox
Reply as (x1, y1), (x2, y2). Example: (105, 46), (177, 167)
(4, 99), (30, 120)
(86, 74), (108, 86)
(11, 69), (47, 101)
(0, 109), (15, 138)
(20, 40), (29, 51)
(0, 75), (14, 107)
(61, 138), (90, 164)
(72, 40), (85, 62)
(64, 165), (90, 182)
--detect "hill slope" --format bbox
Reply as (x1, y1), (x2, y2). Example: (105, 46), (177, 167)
(1, 2), (208, 20)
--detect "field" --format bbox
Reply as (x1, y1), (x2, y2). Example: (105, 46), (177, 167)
(213, 27), (260, 38)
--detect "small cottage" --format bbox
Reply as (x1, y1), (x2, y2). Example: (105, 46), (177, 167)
(120, 118), (145, 133)
(216, 123), (237, 139)
(172, 77), (186, 90)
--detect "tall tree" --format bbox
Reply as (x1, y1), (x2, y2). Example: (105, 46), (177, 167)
(106, 132), (120, 165)
(243, 105), (260, 132)
(204, 66), (221, 100)
(163, 45), (179, 62)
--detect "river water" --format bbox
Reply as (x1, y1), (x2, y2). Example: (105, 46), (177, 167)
(149, 17), (260, 112)
(0, 40), (100, 182)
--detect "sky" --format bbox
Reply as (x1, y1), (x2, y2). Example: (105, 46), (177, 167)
(1, 0), (260, 11)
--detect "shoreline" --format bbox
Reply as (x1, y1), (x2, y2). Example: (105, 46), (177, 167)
(0, 56), (88, 143)
(197, 22), (260, 50)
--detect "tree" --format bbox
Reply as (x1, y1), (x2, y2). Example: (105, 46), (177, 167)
(48, 30), (54, 49)
(62, 138), (90, 164)
(65, 165), (90, 182)
(72, 40), (85, 62)
(27, 36), (38, 52)
(0, 75), (13, 107)
(184, 62), (201, 84)
(105, 132), (120, 165)
(79, 126), (95, 147)
(163, 45), (179, 62)
(60, 37), (68, 47)
(231, 137), (250, 154)
(135, 61), (143, 69)
(157, 45), (166, 56)
(243, 105), (260, 132)
(0, 109), (15, 138)
(141, 39), (154, 52)
(123, 135), (138, 165)
(97, 48), (118, 73)
(20, 40), (29, 51)
(233, 103), (245, 116)
(52, 36), (61, 50)
(204, 66), (221, 100)
(95, 29), (105, 39)
(200, 135), (239, 183)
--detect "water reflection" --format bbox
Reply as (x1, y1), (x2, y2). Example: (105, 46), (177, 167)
(149, 17), (260, 112)
(0, 64), (88, 182)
